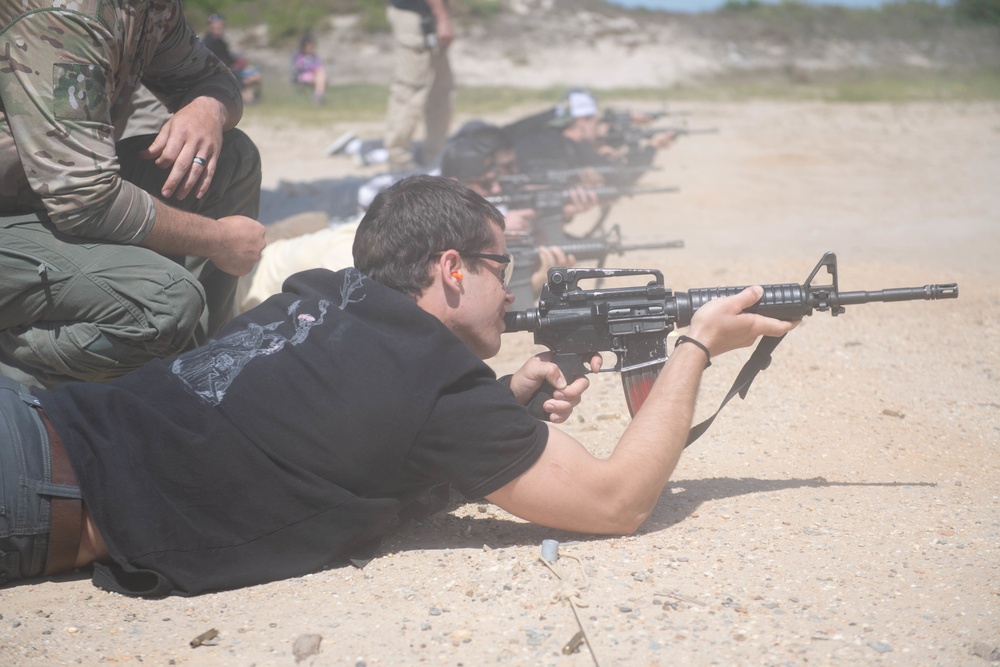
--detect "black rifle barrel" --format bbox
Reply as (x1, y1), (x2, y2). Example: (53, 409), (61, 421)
(675, 283), (959, 325)
(837, 285), (959, 304)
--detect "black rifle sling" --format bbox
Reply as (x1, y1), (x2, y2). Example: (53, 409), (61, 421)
(684, 333), (786, 448)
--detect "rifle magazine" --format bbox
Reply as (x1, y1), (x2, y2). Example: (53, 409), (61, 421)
(622, 363), (663, 417)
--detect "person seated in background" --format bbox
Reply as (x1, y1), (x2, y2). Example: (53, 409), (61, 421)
(202, 13), (262, 105)
(292, 32), (327, 106)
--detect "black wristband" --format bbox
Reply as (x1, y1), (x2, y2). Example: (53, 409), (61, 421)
(675, 335), (712, 368)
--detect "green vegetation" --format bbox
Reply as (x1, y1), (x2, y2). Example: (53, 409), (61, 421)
(183, 0), (1000, 40)
(182, 0), (1000, 44)
(719, 0), (1000, 28)
(186, 0), (999, 123)
(184, 0), (505, 41)
(242, 66), (1000, 128)
(953, 0), (1000, 25)
(709, 1), (963, 43)
(183, 0), (339, 40)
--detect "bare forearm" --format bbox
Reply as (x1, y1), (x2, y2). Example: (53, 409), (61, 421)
(425, 0), (454, 46)
(595, 288), (797, 531)
(488, 288), (799, 536)
(141, 200), (265, 276)
(601, 343), (707, 529)
(425, 0), (451, 21)
(141, 200), (225, 258)
(489, 343), (707, 536)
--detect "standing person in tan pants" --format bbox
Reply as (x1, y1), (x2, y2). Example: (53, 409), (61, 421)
(384, 0), (455, 170)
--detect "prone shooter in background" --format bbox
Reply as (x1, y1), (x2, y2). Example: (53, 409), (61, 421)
(443, 124), (685, 306)
(508, 89), (682, 181)
(239, 123), (586, 310)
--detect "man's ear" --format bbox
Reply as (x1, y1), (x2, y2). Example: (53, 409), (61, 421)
(440, 249), (464, 292)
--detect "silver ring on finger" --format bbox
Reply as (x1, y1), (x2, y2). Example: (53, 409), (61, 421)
(192, 156), (207, 166)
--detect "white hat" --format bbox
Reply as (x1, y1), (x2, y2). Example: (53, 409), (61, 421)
(550, 89), (598, 127)
(566, 90), (598, 118)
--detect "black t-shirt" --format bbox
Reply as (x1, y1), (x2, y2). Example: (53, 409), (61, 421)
(40, 268), (547, 596)
(513, 126), (611, 174)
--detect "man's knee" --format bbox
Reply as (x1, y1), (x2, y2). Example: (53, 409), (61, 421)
(212, 129), (262, 219)
(0, 267), (207, 387)
(136, 271), (208, 351)
(219, 129), (262, 184)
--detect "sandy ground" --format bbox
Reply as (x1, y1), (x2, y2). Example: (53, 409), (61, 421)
(1, 100), (998, 666)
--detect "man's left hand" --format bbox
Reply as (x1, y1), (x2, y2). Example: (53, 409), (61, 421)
(140, 96), (230, 201)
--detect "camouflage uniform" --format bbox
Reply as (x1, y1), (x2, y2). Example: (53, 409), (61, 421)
(0, 0), (261, 389)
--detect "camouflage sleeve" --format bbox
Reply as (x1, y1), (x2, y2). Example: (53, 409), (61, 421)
(0, 3), (242, 244)
(0, 8), (155, 243)
(139, 7), (243, 122)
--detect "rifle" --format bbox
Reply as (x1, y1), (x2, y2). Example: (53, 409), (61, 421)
(487, 184), (677, 214)
(497, 164), (658, 189)
(486, 183), (679, 244)
(505, 227), (685, 307)
(603, 125), (720, 149)
(600, 109), (691, 137)
(503, 252), (958, 442)
(602, 109), (671, 125)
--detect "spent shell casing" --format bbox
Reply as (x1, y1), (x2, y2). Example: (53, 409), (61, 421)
(190, 628), (219, 648)
(562, 630), (585, 655)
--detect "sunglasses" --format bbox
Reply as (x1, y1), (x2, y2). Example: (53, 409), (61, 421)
(460, 252), (513, 288)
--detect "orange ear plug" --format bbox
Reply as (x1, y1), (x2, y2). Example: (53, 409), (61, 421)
(451, 271), (463, 280)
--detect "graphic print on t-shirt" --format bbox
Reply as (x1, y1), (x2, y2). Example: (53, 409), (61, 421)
(171, 298), (331, 405)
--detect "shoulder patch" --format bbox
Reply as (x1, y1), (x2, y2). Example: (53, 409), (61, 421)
(52, 62), (108, 122)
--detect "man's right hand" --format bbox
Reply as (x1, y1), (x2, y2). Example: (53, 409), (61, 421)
(212, 215), (267, 276)
(428, 0), (454, 49)
(436, 19), (454, 49)
(140, 96), (233, 201)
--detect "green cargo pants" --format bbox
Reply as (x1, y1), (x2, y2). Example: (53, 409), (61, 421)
(0, 129), (261, 389)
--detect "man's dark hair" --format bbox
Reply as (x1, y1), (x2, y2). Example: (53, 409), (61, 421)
(440, 124), (513, 182)
(353, 175), (506, 299)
